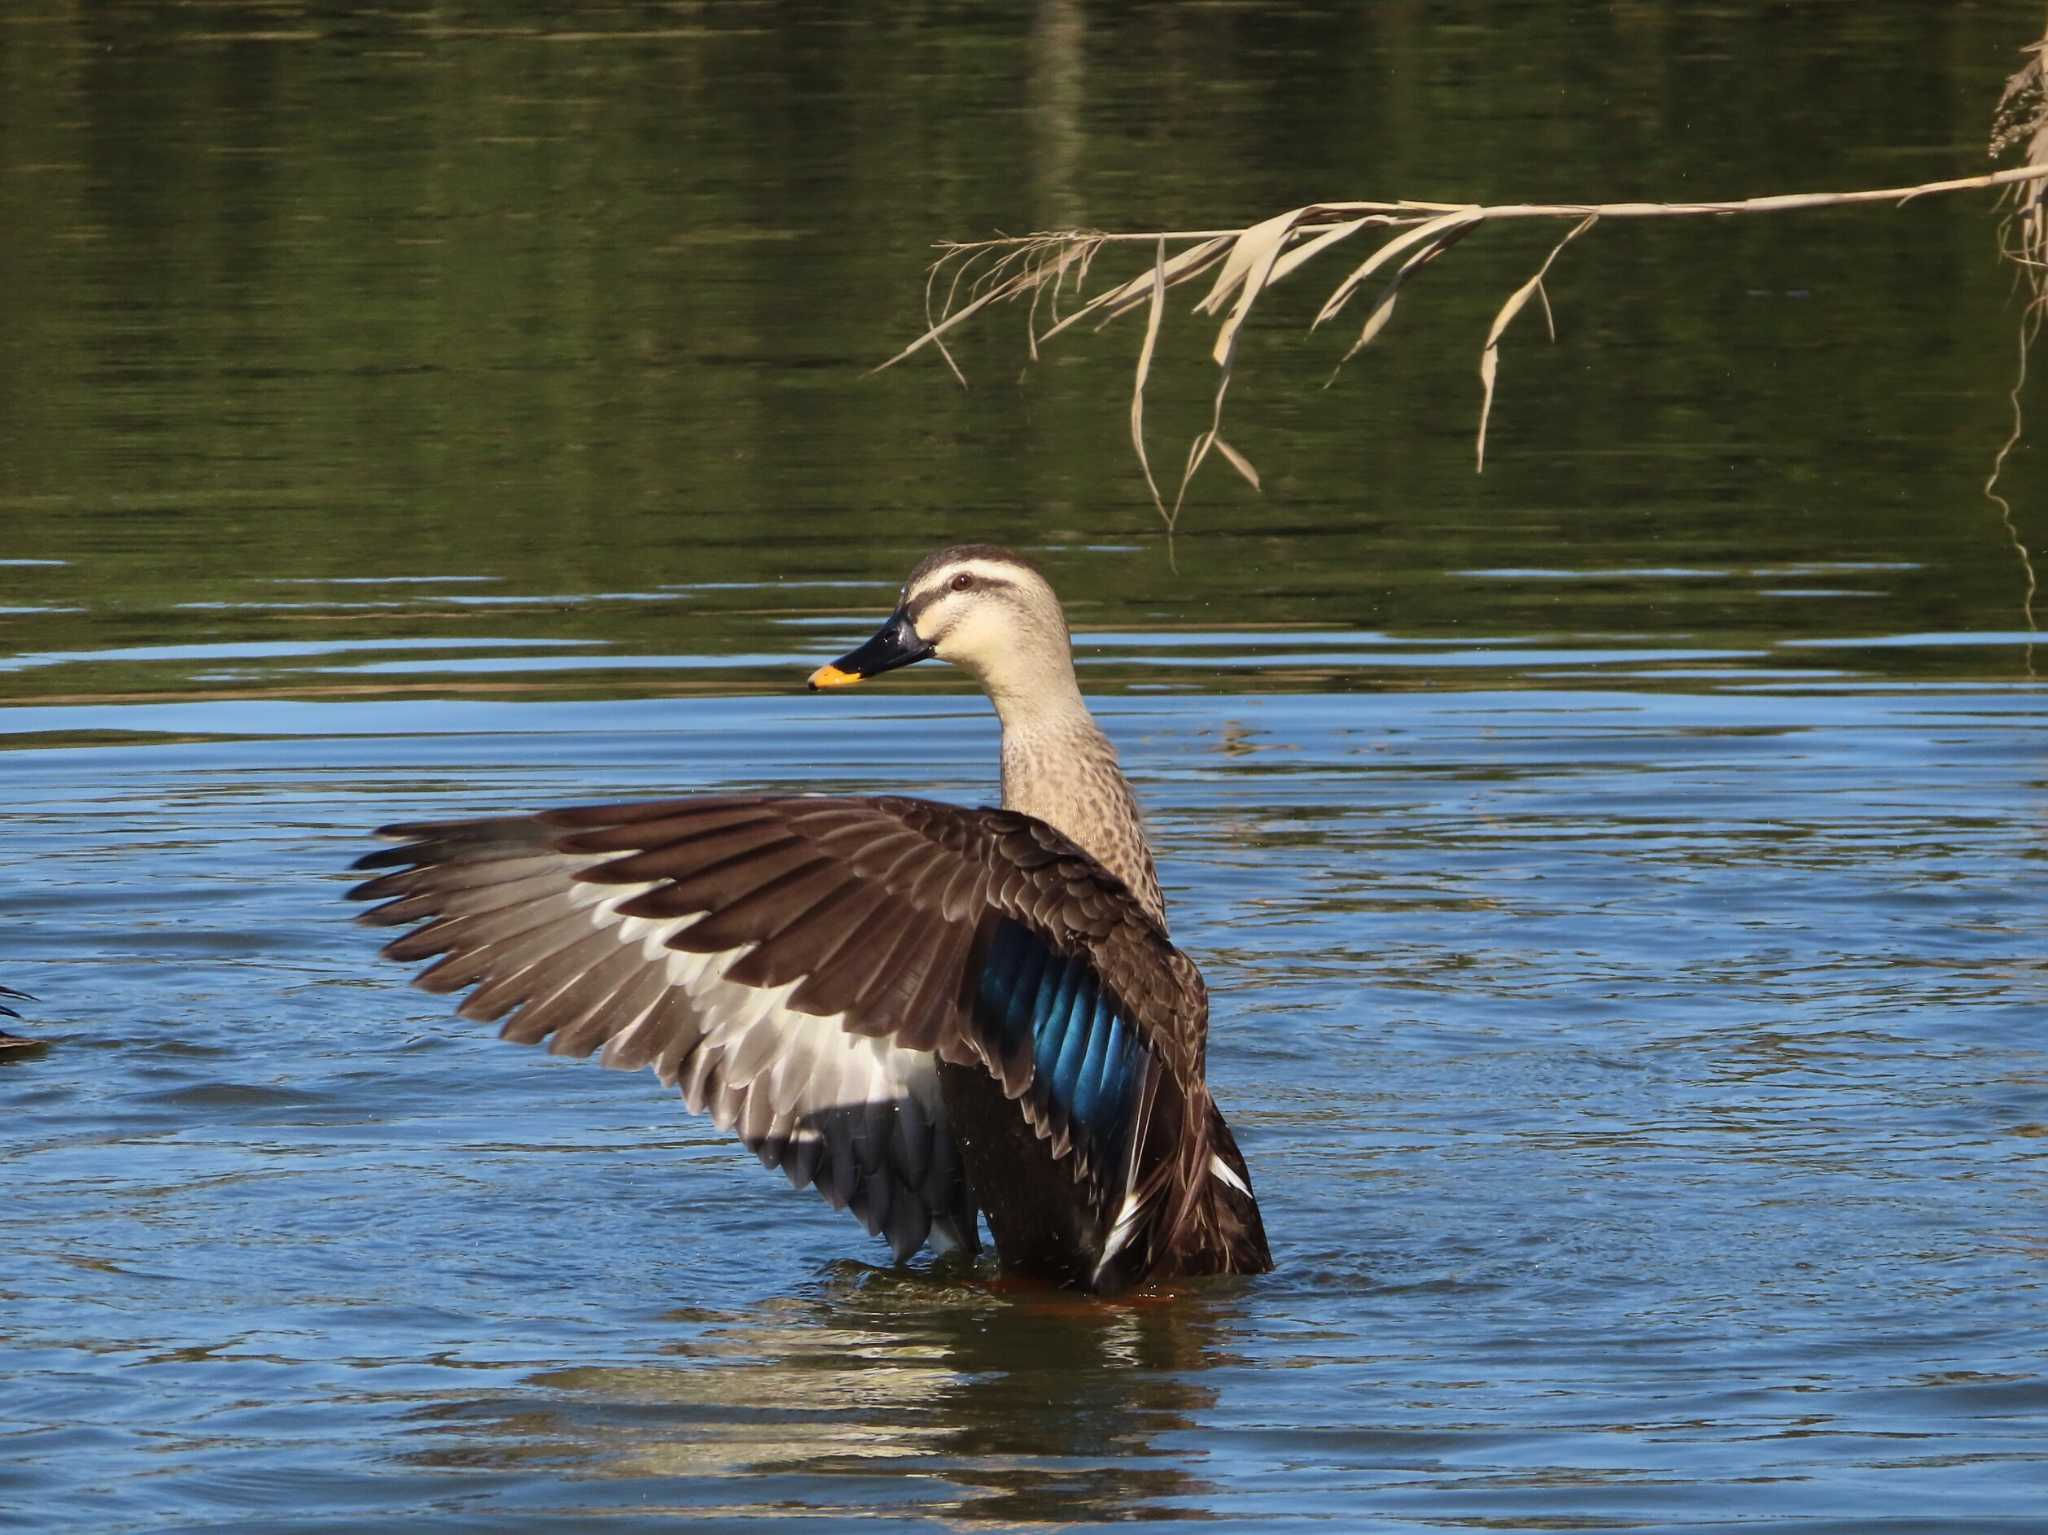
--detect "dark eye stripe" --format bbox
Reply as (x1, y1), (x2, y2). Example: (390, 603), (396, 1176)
(904, 573), (1016, 626)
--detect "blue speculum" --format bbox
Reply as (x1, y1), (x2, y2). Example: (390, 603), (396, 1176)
(975, 919), (1141, 1143)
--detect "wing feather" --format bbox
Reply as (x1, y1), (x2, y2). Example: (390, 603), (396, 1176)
(350, 794), (1208, 1268)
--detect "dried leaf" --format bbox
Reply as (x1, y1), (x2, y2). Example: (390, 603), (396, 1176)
(1046, 235), (1231, 343)
(1171, 217), (1306, 519)
(1077, 236), (1102, 290)
(1324, 219), (1476, 380)
(923, 254), (970, 388)
(1313, 208), (1483, 328)
(1211, 436), (1261, 492)
(1268, 213), (1383, 287)
(1174, 430), (1213, 527)
(1475, 344), (1501, 475)
(1131, 238), (1169, 523)
(1209, 211), (1305, 368)
(877, 265), (1027, 377)
(1025, 267), (1045, 364)
(1324, 293), (1397, 387)
(1088, 241), (1231, 331)
(1476, 213), (1597, 472)
(1197, 207), (1309, 318)
(1352, 289), (1400, 352)
(1172, 371), (1234, 527)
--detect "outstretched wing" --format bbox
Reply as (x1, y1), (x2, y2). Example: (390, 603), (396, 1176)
(348, 795), (1206, 1265)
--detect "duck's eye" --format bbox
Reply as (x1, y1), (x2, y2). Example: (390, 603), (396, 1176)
(950, 572), (974, 593)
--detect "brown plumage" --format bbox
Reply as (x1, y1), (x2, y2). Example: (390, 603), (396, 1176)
(350, 546), (1271, 1291)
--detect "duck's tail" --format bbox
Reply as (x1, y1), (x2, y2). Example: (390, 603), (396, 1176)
(1091, 1077), (1273, 1291)
(1189, 1098), (1273, 1279)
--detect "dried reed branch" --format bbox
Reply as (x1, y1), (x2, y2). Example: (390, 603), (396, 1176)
(1988, 20), (2048, 662)
(882, 164), (2048, 522)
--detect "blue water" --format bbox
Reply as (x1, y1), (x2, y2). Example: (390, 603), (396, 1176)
(4, 619), (2045, 1531)
(6, 2), (2048, 1525)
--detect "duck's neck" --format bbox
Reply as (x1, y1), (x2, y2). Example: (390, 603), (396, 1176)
(990, 669), (1167, 928)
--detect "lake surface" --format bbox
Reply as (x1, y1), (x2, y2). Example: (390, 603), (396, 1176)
(3, 5), (2046, 1532)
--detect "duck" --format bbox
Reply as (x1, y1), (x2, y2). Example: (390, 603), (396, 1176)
(0, 987), (35, 1051)
(349, 545), (1272, 1293)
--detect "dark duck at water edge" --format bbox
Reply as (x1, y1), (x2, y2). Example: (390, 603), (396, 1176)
(348, 546), (1272, 1293)
(0, 987), (35, 1050)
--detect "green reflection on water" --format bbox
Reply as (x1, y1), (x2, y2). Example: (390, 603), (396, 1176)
(0, 3), (2040, 702)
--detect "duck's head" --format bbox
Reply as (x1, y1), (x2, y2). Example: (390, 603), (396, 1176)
(808, 544), (1072, 698)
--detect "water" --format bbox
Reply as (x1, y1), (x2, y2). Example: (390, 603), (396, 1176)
(6, 649), (2045, 1530)
(5, 5), (2048, 1531)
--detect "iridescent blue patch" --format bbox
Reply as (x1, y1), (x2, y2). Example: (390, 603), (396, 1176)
(975, 919), (1141, 1141)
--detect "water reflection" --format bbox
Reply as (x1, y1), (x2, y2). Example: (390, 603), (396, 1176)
(5, 2), (2047, 1525)
(408, 1267), (1242, 1524)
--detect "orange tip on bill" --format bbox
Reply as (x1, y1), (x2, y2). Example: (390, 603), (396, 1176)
(808, 663), (862, 689)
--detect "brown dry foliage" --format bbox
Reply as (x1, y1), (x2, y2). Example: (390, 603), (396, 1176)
(884, 168), (2048, 530)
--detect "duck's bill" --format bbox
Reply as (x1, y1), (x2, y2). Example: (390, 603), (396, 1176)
(807, 610), (935, 690)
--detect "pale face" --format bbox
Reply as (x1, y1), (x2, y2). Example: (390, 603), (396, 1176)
(808, 545), (1074, 700)
(901, 555), (1065, 677)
